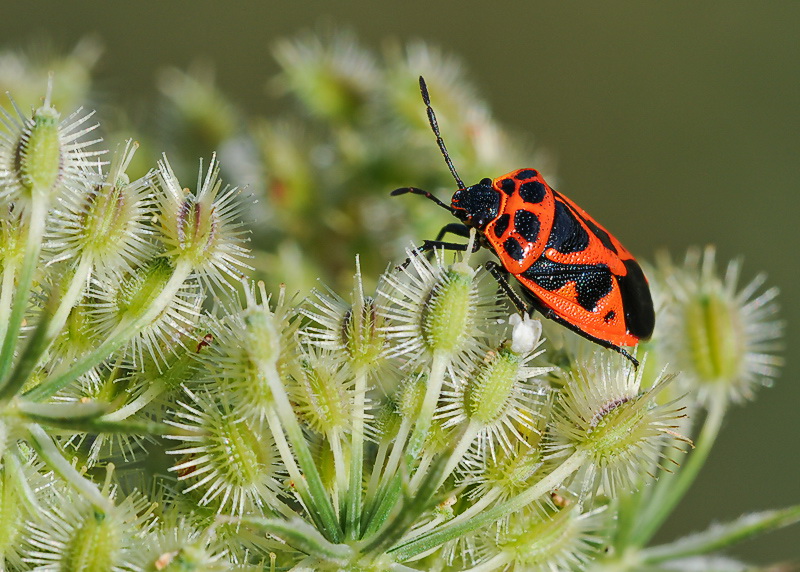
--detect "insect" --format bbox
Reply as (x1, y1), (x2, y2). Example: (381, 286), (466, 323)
(392, 76), (655, 367)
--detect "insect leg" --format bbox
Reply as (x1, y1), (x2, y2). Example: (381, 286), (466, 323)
(413, 223), (475, 263)
(484, 260), (530, 315)
(434, 223), (471, 242)
(398, 238), (480, 270)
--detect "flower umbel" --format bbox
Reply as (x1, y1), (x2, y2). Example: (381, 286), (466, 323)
(0, 48), (793, 572)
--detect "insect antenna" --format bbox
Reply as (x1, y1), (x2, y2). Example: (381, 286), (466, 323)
(418, 76), (465, 189)
(390, 186), (455, 213)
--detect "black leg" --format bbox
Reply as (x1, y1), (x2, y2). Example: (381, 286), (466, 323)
(418, 223), (473, 263)
(434, 223), (471, 242)
(398, 237), (480, 270)
(484, 260), (531, 315)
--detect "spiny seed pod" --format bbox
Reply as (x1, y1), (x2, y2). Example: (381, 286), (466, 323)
(550, 356), (688, 495)
(0, 89), (100, 204)
(655, 246), (783, 405)
(154, 154), (250, 290)
(379, 251), (500, 365)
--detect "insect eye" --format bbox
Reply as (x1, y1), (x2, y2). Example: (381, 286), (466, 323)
(480, 177), (492, 186)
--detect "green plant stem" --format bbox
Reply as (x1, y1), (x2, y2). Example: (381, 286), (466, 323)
(346, 367), (367, 540)
(371, 415), (412, 503)
(360, 450), (448, 557)
(24, 258), (193, 401)
(415, 420), (479, 491)
(390, 448), (588, 561)
(364, 435), (391, 508)
(641, 504), (800, 564)
(406, 350), (448, 463)
(260, 356), (342, 542)
(364, 475), (402, 538)
(363, 416), (413, 535)
(44, 253), (94, 340)
(629, 395), (726, 547)
(0, 293), (54, 402)
(329, 426), (347, 517)
(265, 407), (313, 504)
(0, 249), (19, 358)
(4, 449), (40, 510)
(0, 195), (47, 384)
(26, 423), (112, 512)
(100, 380), (166, 422)
(237, 516), (353, 564)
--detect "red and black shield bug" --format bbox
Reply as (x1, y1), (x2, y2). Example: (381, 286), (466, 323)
(392, 77), (655, 367)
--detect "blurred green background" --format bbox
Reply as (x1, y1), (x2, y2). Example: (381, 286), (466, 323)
(4, 0), (798, 564)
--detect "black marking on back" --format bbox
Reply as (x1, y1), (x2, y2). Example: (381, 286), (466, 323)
(617, 259), (655, 338)
(515, 169), (538, 180)
(582, 215), (618, 254)
(604, 310), (616, 323)
(493, 213), (510, 238)
(499, 178), (516, 195)
(521, 258), (613, 312)
(547, 199), (590, 254)
(503, 237), (525, 261)
(513, 209), (540, 243)
(519, 181), (547, 204)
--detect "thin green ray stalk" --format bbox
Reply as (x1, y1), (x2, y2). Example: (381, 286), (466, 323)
(641, 504), (800, 564)
(328, 427), (347, 519)
(26, 423), (112, 512)
(363, 475), (402, 538)
(24, 259), (194, 401)
(260, 356), (342, 542)
(0, 252), (19, 355)
(0, 196), (48, 384)
(0, 289), (55, 402)
(630, 395), (726, 547)
(370, 414), (412, 504)
(406, 350), (449, 463)
(411, 420), (479, 492)
(44, 253), (94, 340)
(364, 426), (391, 510)
(236, 516), (353, 564)
(345, 368), (367, 540)
(265, 406), (309, 497)
(363, 415), (413, 534)
(390, 448), (588, 561)
(100, 380), (167, 422)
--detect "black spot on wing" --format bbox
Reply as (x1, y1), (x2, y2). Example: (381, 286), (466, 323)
(515, 169), (538, 180)
(513, 209), (540, 243)
(493, 213), (510, 238)
(604, 310), (616, 323)
(521, 258), (613, 311)
(499, 178), (516, 195)
(519, 181), (547, 204)
(503, 237), (525, 261)
(547, 199), (590, 254)
(618, 258), (655, 338)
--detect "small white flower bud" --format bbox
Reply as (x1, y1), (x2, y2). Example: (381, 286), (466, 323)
(509, 313), (542, 355)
